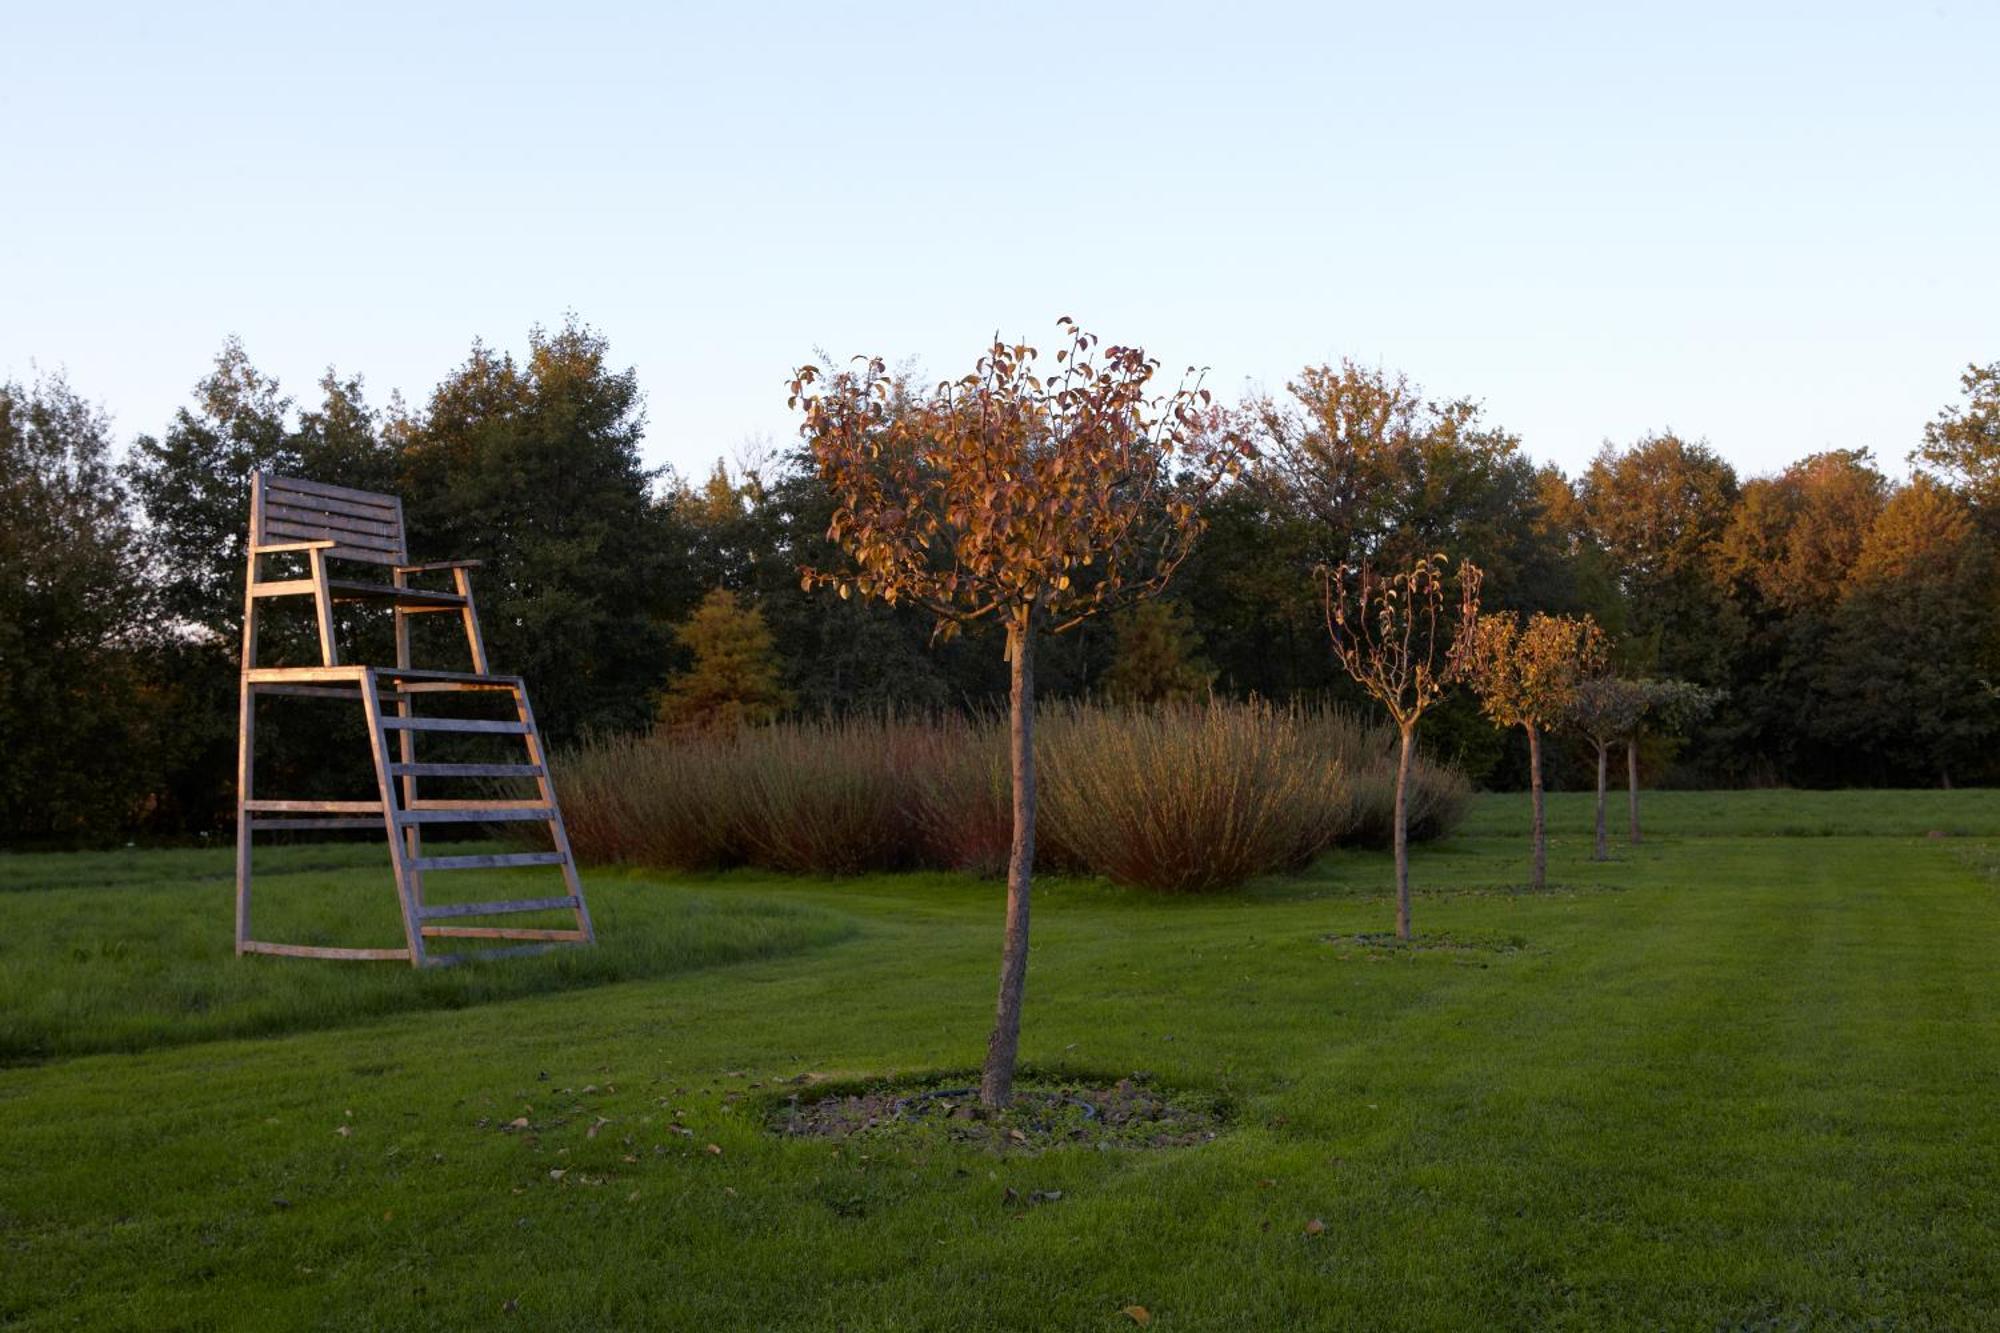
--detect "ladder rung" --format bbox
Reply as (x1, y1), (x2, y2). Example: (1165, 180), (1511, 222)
(417, 895), (578, 920)
(244, 799), (384, 813)
(396, 807), (554, 824)
(242, 940), (412, 962)
(391, 763), (544, 779)
(379, 717), (530, 734)
(248, 816), (385, 831)
(421, 926), (588, 942)
(410, 851), (568, 872)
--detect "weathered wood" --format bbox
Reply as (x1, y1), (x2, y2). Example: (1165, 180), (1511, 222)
(250, 578), (319, 598)
(410, 851), (567, 871)
(251, 683), (367, 700)
(241, 940), (412, 962)
(236, 475), (592, 969)
(250, 539), (337, 554)
(327, 580), (465, 608)
(396, 807), (555, 824)
(421, 926), (589, 941)
(392, 762), (544, 779)
(379, 717), (531, 734)
(395, 559), (484, 574)
(261, 473), (403, 507)
(417, 895), (577, 920)
(405, 798), (549, 811)
(264, 502), (402, 537)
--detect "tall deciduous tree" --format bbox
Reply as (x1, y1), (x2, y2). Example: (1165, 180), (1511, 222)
(1319, 554), (1482, 937)
(0, 374), (159, 840)
(1913, 361), (2000, 512)
(396, 320), (675, 743)
(1471, 612), (1608, 889)
(791, 320), (1248, 1107)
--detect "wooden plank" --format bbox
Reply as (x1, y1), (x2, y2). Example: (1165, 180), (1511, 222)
(361, 670), (428, 966)
(421, 926), (588, 941)
(241, 940), (411, 962)
(265, 518), (402, 551)
(248, 816), (386, 831)
(250, 578), (317, 598)
(397, 807), (554, 825)
(244, 799), (384, 813)
(245, 666), (368, 683)
(262, 474), (401, 508)
(410, 851), (567, 871)
(251, 683), (366, 700)
(511, 681), (596, 947)
(264, 501), (402, 537)
(308, 547), (339, 666)
(405, 798), (549, 811)
(381, 667), (517, 684)
(417, 895), (577, 920)
(263, 480), (400, 515)
(379, 717), (531, 734)
(326, 580), (465, 607)
(392, 762), (543, 779)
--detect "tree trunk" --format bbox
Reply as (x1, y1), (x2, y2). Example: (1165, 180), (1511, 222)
(1626, 736), (1641, 845)
(1394, 722), (1415, 940)
(980, 618), (1035, 1110)
(1592, 740), (1609, 861)
(1528, 723), (1546, 891)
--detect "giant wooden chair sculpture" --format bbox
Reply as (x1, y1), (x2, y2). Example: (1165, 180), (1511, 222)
(235, 473), (593, 965)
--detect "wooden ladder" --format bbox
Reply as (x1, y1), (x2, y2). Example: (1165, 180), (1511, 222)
(237, 665), (594, 967)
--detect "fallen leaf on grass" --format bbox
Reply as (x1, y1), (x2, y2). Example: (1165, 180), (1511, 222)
(334, 1126), (352, 1138)
(548, 1169), (566, 1182)
(1305, 1218), (1325, 1236)
(505, 1117), (530, 1131)
(1121, 1306), (1152, 1326)
(704, 1143), (724, 1156)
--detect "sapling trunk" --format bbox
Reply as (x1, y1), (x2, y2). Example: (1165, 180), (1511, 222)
(980, 618), (1035, 1109)
(1393, 722), (1416, 940)
(1528, 723), (1547, 890)
(1627, 736), (1641, 845)
(1593, 740), (1609, 861)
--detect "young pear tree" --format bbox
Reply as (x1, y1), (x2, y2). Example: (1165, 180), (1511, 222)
(1563, 675), (1649, 861)
(1471, 612), (1608, 889)
(1319, 555), (1483, 939)
(1627, 679), (1720, 843)
(790, 320), (1248, 1107)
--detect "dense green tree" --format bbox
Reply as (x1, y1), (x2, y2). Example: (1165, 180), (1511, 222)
(1104, 599), (1214, 704)
(395, 320), (675, 742)
(0, 375), (159, 840)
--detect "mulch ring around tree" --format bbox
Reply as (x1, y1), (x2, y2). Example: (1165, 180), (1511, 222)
(768, 1074), (1226, 1152)
(1321, 930), (1534, 962)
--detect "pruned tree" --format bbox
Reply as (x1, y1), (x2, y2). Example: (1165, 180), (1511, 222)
(790, 319), (1248, 1108)
(1471, 612), (1608, 889)
(1627, 678), (1722, 843)
(1563, 675), (1649, 861)
(1319, 554), (1483, 938)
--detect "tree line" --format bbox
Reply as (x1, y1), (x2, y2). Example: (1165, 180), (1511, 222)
(3, 319), (1996, 843)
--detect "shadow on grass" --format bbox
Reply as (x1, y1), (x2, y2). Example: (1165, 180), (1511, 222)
(0, 862), (858, 1065)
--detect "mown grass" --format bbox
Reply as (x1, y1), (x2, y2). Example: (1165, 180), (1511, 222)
(0, 843), (855, 1063)
(2, 790), (1997, 1329)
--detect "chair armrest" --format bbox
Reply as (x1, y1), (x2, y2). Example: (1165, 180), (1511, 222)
(394, 559), (484, 574)
(252, 540), (338, 554)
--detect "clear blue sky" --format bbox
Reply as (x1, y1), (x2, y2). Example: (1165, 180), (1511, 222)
(4, 1), (1994, 482)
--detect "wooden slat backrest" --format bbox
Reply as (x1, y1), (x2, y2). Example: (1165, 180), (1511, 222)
(251, 473), (408, 565)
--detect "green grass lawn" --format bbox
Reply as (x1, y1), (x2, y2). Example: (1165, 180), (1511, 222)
(3, 791), (1997, 1329)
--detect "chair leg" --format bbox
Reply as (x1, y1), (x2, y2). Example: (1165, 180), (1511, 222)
(309, 547), (339, 666)
(360, 669), (427, 967)
(454, 567), (490, 675)
(235, 551), (261, 956)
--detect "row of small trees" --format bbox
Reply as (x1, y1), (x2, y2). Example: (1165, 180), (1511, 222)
(789, 320), (1713, 1109)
